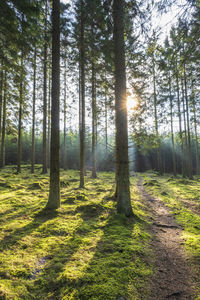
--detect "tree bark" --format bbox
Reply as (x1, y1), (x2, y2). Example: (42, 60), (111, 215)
(169, 74), (176, 177)
(113, 0), (133, 217)
(0, 72), (7, 169)
(42, 0), (48, 174)
(79, 0), (85, 188)
(31, 48), (37, 174)
(183, 63), (193, 179)
(91, 62), (97, 178)
(17, 56), (23, 174)
(63, 57), (67, 170)
(46, 0), (60, 209)
(152, 53), (162, 174)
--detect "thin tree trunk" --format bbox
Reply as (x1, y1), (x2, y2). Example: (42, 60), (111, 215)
(42, 0), (48, 174)
(169, 74), (176, 176)
(17, 57), (23, 174)
(0, 68), (3, 143)
(191, 81), (199, 174)
(31, 48), (37, 174)
(152, 53), (162, 174)
(113, 0), (133, 217)
(175, 62), (184, 177)
(181, 78), (188, 178)
(0, 72), (7, 168)
(79, 0), (85, 188)
(46, 0), (60, 209)
(183, 63), (193, 179)
(63, 58), (67, 170)
(47, 68), (51, 168)
(91, 62), (97, 178)
(105, 93), (108, 158)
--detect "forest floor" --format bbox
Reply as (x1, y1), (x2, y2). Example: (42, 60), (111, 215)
(0, 166), (199, 299)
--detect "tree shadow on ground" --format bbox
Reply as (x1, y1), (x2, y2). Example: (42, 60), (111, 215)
(0, 208), (58, 251)
(27, 204), (150, 300)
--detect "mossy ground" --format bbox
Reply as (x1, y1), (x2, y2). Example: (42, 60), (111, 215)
(0, 166), (152, 300)
(141, 172), (200, 297)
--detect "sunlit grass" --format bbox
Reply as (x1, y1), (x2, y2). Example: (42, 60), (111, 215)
(0, 166), (152, 300)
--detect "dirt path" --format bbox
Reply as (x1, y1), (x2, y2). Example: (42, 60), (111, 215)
(137, 177), (197, 300)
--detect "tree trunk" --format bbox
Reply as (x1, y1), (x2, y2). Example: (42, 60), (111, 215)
(63, 58), (67, 170)
(183, 63), (193, 179)
(0, 68), (3, 143)
(152, 53), (162, 174)
(47, 68), (51, 169)
(175, 61), (185, 177)
(181, 78), (188, 178)
(79, 0), (85, 188)
(0, 72), (7, 169)
(31, 48), (37, 174)
(42, 0), (48, 174)
(91, 62), (97, 178)
(113, 0), (133, 217)
(169, 74), (176, 177)
(191, 81), (199, 174)
(46, 0), (60, 209)
(17, 57), (23, 174)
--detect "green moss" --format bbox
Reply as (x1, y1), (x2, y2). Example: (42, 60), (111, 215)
(0, 166), (152, 299)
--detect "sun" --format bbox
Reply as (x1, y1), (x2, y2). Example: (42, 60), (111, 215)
(126, 94), (138, 111)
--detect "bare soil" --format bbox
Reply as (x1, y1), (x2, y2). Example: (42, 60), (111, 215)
(137, 177), (198, 300)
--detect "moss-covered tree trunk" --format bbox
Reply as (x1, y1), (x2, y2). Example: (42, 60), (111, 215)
(46, 0), (60, 209)
(31, 48), (37, 174)
(113, 0), (133, 217)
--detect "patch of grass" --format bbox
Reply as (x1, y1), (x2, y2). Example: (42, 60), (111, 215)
(0, 166), (152, 299)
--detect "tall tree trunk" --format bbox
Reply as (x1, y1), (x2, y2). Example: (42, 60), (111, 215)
(169, 74), (176, 176)
(17, 57), (23, 174)
(113, 0), (133, 217)
(47, 68), (51, 168)
(183, 63), (193, 179)
(0, 72), (7, 168)
(46, 0), (60, 209)
(79, 0), (85, 188)
(0, 68), (3, 143)
(63, 58), (67, 170)
(181, 78), (188, 178)
(91, 62), (97, 178)
(152, 53), (162, 174)
(191, 81), (199, 174)
(31, 48), (37, 174)
(105, 93), (108, 158)
(175, 61), (185, 177)
(42, 0), (48, 174)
